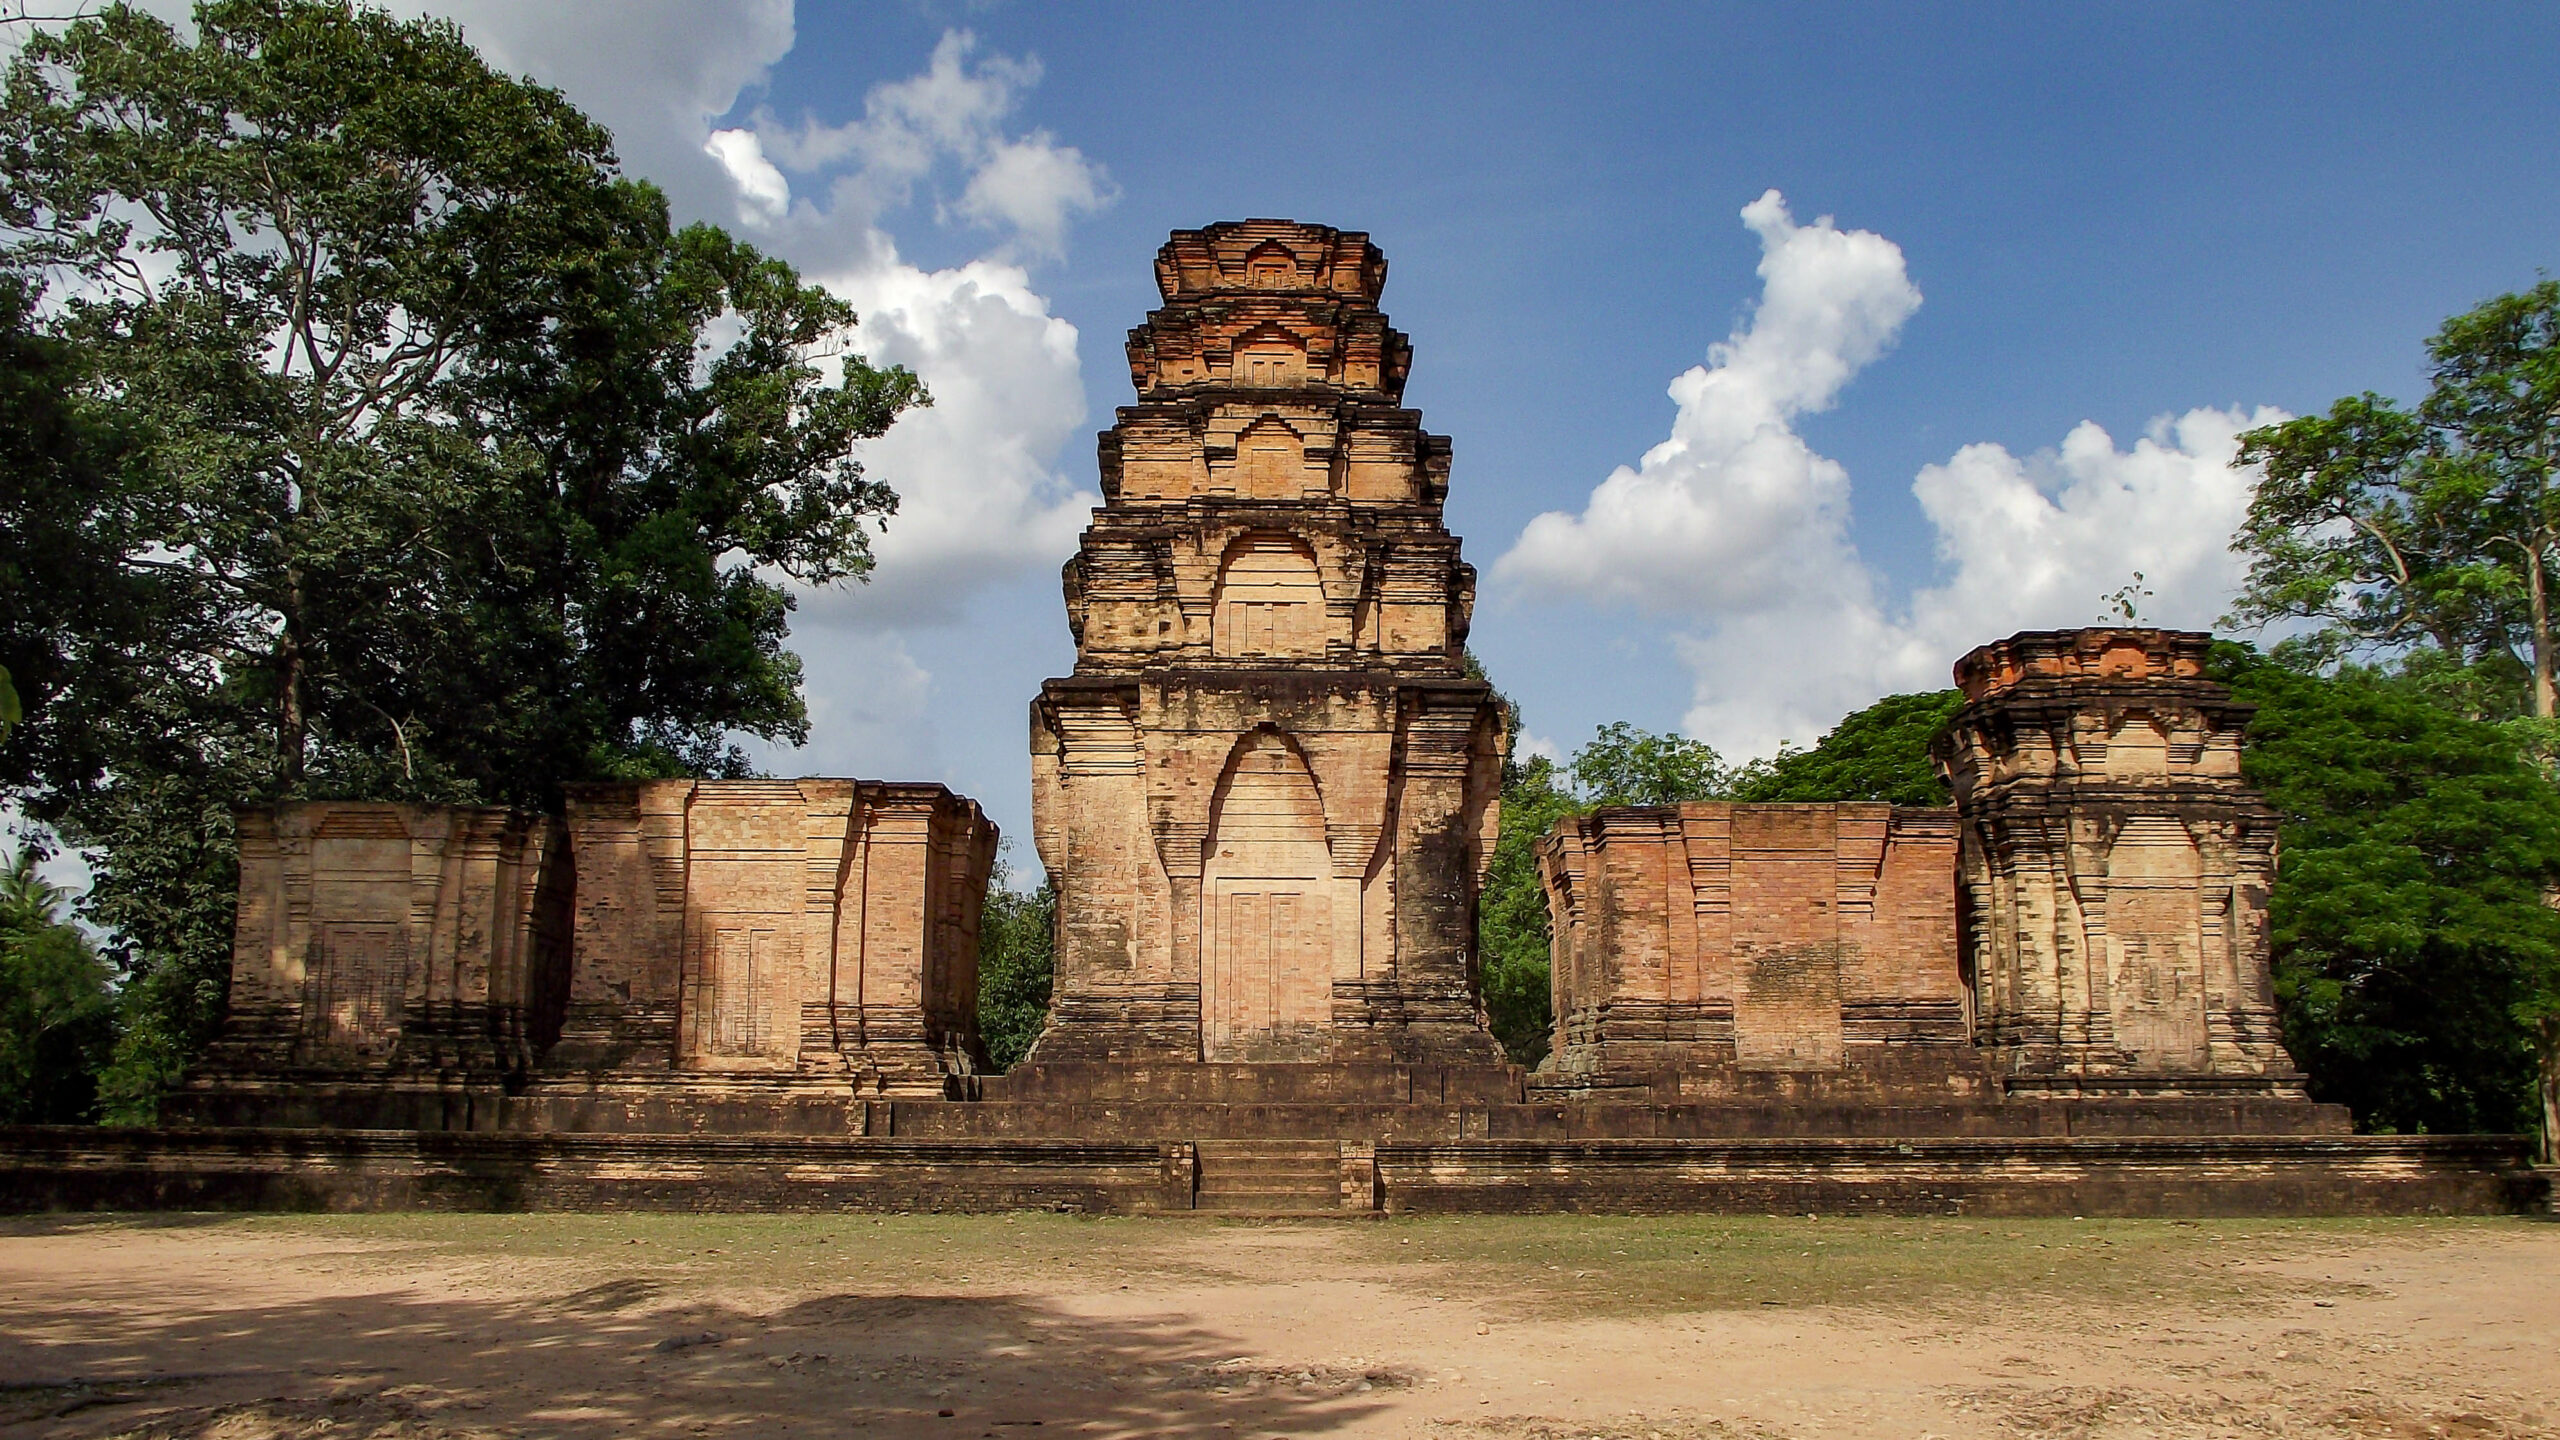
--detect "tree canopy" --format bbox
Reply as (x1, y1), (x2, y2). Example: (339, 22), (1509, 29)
(0, 0), (924, 1116)
(2217, 645), (2560, 1136)
(2228, 281), (2560, 1156)
(1568, 722), (1736, 807)
(1729, 691), (1962, 806)
(2231, 282), (2560, 716)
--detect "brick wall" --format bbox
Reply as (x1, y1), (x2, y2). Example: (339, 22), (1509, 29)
(1538, 803), (1973, 1095)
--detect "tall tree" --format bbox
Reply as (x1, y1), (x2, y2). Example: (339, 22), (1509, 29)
(0, 271), (147, 797)
(2231, 283), (2560, 717)
(0, 1), (924, 1114)
(2231, 283), (2560, 1157)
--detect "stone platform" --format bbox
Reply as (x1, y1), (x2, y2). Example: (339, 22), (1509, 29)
(0, 1124), (2539, 1217)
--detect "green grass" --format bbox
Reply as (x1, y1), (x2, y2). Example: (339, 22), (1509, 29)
(11, 1211), (2531, 1321)
(1327, 1213), (2519, 1317)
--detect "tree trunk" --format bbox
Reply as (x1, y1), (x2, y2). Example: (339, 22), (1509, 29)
(277, 573), (307, 794)
(2540, 1016), (2560, 1167)
(2532, 543), (2557, 720)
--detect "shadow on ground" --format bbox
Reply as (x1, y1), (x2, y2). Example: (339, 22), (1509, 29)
(0, 1265), (1403, 1439)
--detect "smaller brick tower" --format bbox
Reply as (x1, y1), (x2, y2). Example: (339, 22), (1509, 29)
(1931, 628), (2305, 1097)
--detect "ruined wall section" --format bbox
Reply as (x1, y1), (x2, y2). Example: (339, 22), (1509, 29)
(178, 803), (571, 1127)
(545, 779), (997, 1097)
(1931, 628), (2304, 1097)
(1028, 220), (1506, 1073)
(183, 781), (996, 1128)
(1536, 803), (1979, 1099)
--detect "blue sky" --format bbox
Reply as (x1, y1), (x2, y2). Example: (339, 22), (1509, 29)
(364, 3), (2560, 869)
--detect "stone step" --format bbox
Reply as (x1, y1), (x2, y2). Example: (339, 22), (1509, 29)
(1195, 1191), (1340, 1213)
(1196, 1153), (1339, 1175)
(1192, 1140), (1344, 1212)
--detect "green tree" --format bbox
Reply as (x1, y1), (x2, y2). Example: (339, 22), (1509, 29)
(1477, 751), (1578, 1066)
(1731, 691), (1962, 806)
(0, 270), (148, 795)
(2231, 283), (2560, 716)
(2230, 282), (2560, 1156)
(0, 1), (924, 1116)
(1569, 722), (1735, 807)
(0, 846), (117, 1123)
(2218, 645), (2559, 1141)
(976, 849), (1055, 1074)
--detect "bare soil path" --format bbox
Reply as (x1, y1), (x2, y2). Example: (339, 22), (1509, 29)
(0, 1212), (2552, 1440)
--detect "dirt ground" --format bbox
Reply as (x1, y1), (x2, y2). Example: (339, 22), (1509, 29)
(0, 1211), (2553, 1440)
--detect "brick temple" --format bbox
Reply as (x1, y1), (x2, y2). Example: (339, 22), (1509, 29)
(1019, 220), (1506, 1085)
(3, 222), (2540, 1217)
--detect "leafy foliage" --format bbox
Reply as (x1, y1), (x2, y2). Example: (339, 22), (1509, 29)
(2217, 645), (2560, 1135)
(0, 847), (117, 1123)
(976, 851), (1055, 1074)
(2228, 282), (2560, 1154)
(2230, 282), (2560, 716)
(0, 271), (146, 800)
(1729, 691), (1962, 806)
(0, 1), (924, 1117)
(1478, 752), (1578, 1067)
(1568, 722), (1737, 807)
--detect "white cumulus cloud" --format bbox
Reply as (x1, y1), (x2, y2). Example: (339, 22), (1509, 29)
(702, 128), (790, 225)
(1500, 191), (1918, 616)
(741, 30), (1115, 260)
(955, 132), (1115, 258)
(1499, 191), (2279, 761)
(803, 255), (1093, 621)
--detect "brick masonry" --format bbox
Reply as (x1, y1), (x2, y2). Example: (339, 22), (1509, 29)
(174, 781), (996, 1130)
(1933, 629), (2302, 1097)
(11, 229), (2538, 1218)
(1022, 220), (1506, 1077)
(1538, 803), (1976, 1100)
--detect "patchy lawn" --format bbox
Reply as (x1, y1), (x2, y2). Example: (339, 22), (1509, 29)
(0, 1212), (2551, 1438)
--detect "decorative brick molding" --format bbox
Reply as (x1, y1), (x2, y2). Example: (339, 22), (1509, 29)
(1932, 628), (2303, 1096)
(1025, 221), (1506, 1073)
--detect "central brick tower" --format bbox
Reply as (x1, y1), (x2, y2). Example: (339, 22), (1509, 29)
(1022, 221), (1508, 1079)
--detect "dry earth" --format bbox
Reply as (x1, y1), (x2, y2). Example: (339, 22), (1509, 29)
(0, 1211), (2552, 1440)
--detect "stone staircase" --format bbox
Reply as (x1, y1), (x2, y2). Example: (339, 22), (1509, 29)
(1190, 1140), (1350, 1213)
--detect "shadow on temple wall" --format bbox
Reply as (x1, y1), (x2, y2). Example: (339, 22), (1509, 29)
(0, 1260), (1397, 1438)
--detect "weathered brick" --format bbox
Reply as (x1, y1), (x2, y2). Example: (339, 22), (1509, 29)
(1932, 628), (2304, 1096)
(1537, 803), (1976, 1099)
(1024, 221), (1507, 1077)
(182, 782), (997, 1127)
